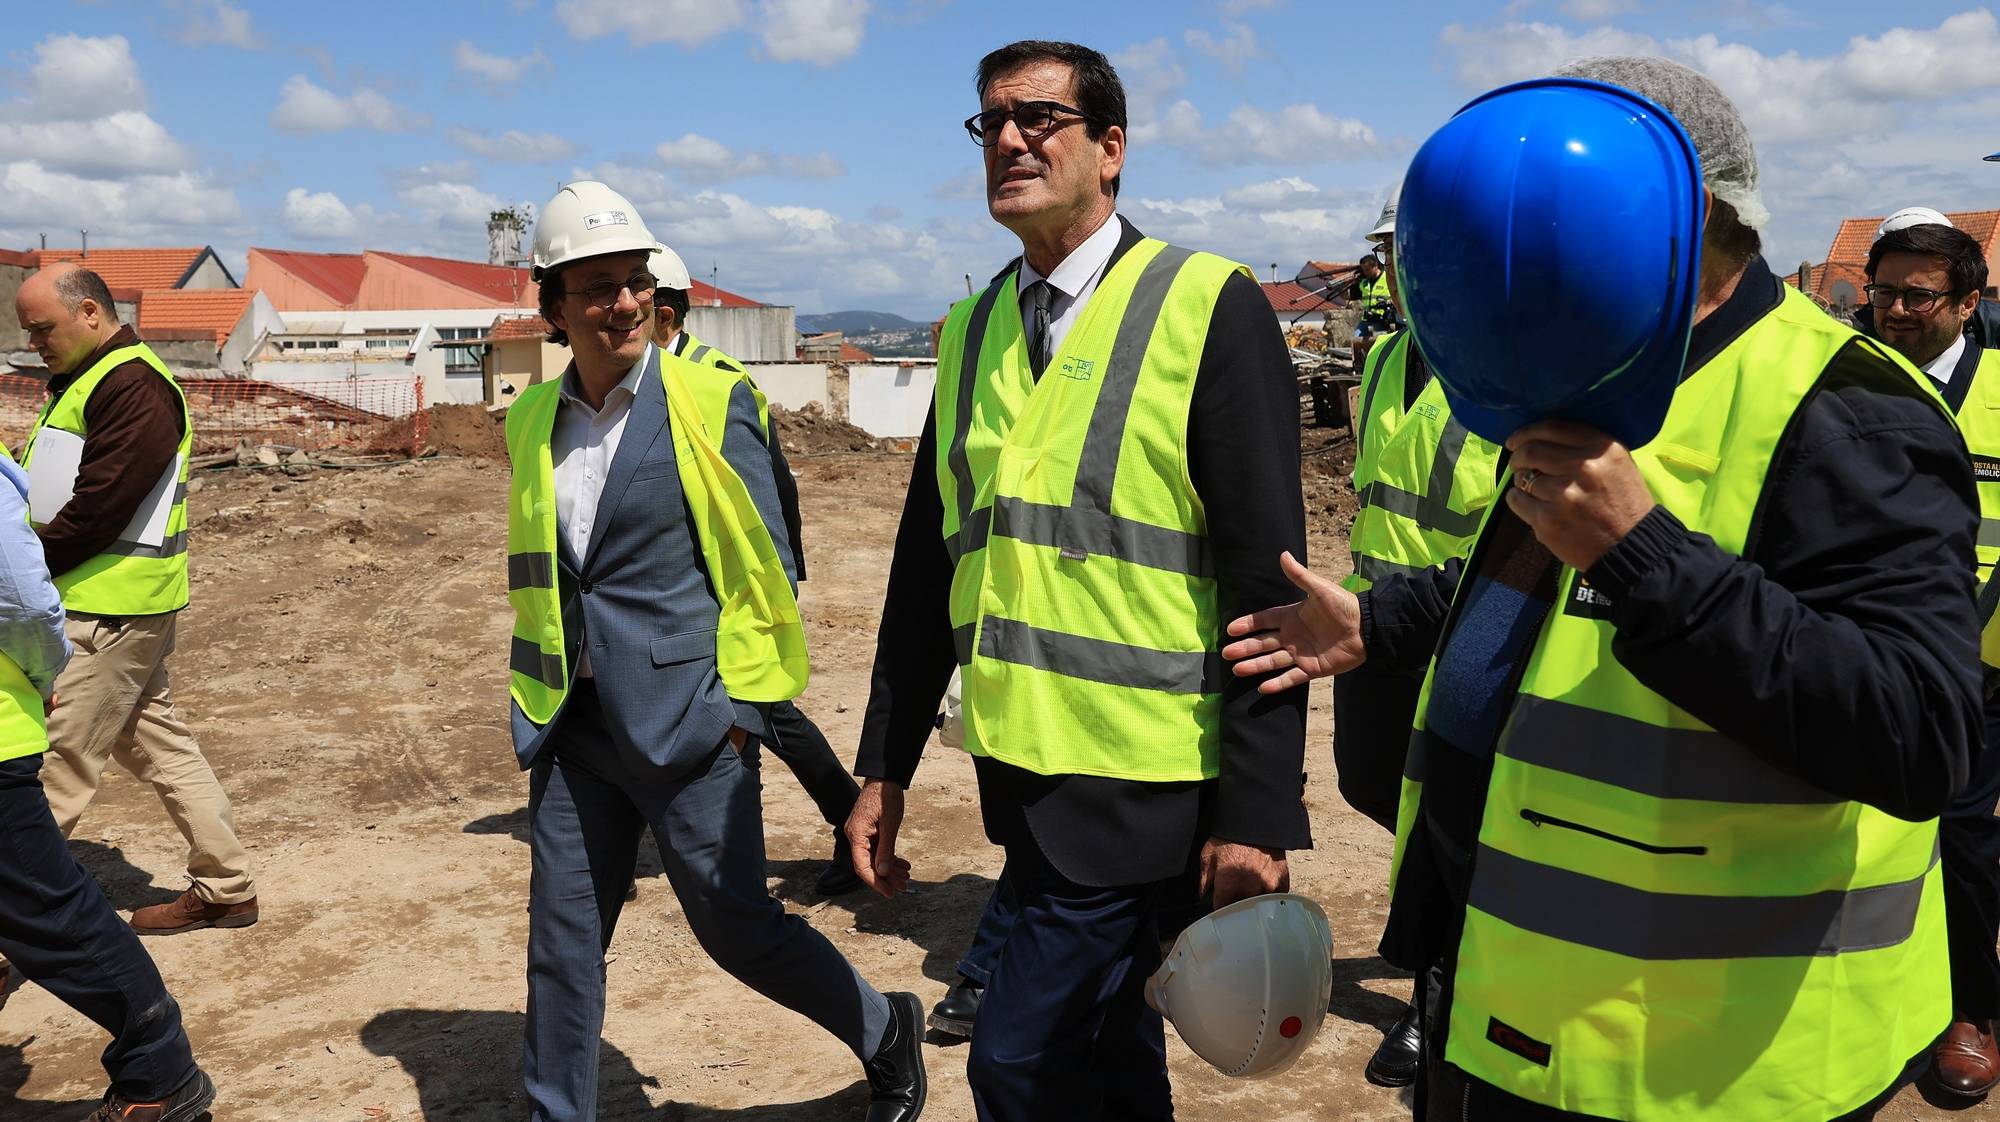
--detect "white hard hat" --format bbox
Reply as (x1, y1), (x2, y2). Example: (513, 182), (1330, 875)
(1877, 206), (1955, 240)
(1146, 893), (1333, 1079)
(531, 181), (658, 280)
(648, 244), (693, 292)
(1365, 184), (1399, 244)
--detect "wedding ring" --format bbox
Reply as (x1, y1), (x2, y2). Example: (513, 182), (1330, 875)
(1516, 468), (1540, 494)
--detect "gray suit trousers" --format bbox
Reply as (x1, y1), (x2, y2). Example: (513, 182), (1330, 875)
(522, 682), (891, 1120)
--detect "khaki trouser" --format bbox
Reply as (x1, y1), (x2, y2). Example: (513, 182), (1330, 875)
(41, 611), (256, 904)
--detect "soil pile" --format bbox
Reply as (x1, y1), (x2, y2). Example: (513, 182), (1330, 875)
(425, 403), (509, 459)
(770, 402), (884, 455)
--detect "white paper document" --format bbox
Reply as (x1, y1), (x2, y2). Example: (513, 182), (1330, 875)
(26, 428), (180, 548)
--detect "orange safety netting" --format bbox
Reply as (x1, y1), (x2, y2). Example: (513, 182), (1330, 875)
(0, 374), (427, 458)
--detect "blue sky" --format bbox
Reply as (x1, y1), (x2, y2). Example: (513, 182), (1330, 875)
(3, 1), (1998, 319)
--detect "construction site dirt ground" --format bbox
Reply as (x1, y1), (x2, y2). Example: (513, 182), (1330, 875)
(0, 444), (1990, 1121)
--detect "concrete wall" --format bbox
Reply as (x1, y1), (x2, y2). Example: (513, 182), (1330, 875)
(686, 305), (796, 363)
(145, 337), (222, 372)
(247, 356), (422, 416)
(220, 291), (286, 374)
(185, 253), (237, 289)
(849, 362), (938, 439)
(0, 260), (30, 355)
(486, 337), (571, 405)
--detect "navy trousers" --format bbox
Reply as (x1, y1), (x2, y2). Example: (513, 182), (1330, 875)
(522, 683), (891, 1121)
(966, 843), (1174, 1122)
(0, 753), (195, 1098)
(1941, 710), (2000, 1020)
(954, 869), (1018, 988)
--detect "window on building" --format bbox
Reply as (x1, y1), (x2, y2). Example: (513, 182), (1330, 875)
(437, 326), (487, 375)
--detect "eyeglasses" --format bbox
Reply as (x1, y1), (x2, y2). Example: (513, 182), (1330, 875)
(964, 101), (1098, 147)
(570, 272), (657, 309)
(1863, 283), (1951, 314)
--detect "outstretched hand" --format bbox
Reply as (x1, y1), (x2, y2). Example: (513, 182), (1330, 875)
(1220, 551), (1365, 693)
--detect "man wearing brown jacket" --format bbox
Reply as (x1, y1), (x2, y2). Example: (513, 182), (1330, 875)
(15, 263), (258, 935)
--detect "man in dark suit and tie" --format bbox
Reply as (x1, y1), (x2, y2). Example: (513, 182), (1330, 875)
(503, 180), (924, 1122)
(844, 41), (1310, 1120)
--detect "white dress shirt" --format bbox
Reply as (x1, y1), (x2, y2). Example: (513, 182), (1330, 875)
(1017, 211), (1122, 358)
(1923, 333), (1968, 386)
(553, 342), (652, 676)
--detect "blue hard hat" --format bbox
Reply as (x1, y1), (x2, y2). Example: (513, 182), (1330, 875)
(1987, 151), (2000, 162)
(1396, 77), (1705, 449)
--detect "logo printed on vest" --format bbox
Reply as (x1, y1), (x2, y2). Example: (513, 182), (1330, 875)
(1415, 401), (1441, 421)
(1058, 356), (1096, 381)
(1563, 573), (1616, 620)
(1486, 1017), (1552, 1067)
(1973, 455), (2000, 484)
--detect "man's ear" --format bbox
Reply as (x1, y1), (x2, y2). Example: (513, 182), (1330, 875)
(1099, 123), (1125, 191)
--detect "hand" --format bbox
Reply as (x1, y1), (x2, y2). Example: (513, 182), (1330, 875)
(1504, 420), (1657, 572)
(844, 779), (913, 899)
(42, 693), (57, 712)
(727, 727), (748, 754)
(1221, 551), (1365, 694)
(1200, 839), (1289, 907)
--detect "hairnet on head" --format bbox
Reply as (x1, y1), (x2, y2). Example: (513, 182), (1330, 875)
(1555, 55), (1768, 231)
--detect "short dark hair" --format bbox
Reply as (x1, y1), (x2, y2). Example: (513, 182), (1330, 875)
(537, 269), (568, 346)
(1703, 196), (1761, 275)
(54, 267), (119, 322)
(1867, 222), (1989, 298)
(976, 40), (1127, 196)
(656, 287), (691, 336)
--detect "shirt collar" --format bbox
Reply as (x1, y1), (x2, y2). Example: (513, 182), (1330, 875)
(559, 342), (652, 409)
(663, 330), (684, 357)
(1018, 212), (1122, 300)
(1682, 255), (1781, 380)
(1922, 333), (1968, 384)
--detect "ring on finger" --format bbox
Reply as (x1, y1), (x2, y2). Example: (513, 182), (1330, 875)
(1516, 468), (1540, 494)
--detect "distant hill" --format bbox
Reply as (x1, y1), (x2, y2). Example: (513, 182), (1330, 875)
(797, 310), (925, 335)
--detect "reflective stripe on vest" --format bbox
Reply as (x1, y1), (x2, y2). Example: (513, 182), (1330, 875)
(1952, 347), (2000, 667)
(934, 237), (1240, 781)
(1399, 286), (1951, 1120)
(1343, 330), (1501, 594)
(504, 349), (808, 724)
(23, 343), (193, 616)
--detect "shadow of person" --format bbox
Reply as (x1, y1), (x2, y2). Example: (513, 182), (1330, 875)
(0, 1037), (103, 1121)
(361, 1008), (658, 1119)
(669, 1081), (872, 1120)
(1326, 953), (1413, 1032)
(462, 807), (529, 845)
(66, 840), (183, 912)
(1915, 1077), (1990, 1112)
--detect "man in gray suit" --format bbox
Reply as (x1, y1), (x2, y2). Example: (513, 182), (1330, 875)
(502, 180), (925, 1121)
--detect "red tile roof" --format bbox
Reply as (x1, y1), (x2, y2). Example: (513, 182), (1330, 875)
(1824, 210), (2000, 266)
(685, 280), (763, 309)
(136, 289), (257, 345)
(1297, 260), (1358, 283)
(489, 314), (548, 341)
(371, 251), (538, 306)
(841, 341), (876, 363)
(33, 247), (210, 290)
(0, 248), (35, 269)
(250, 248), (367, 306)
(1263, 278), (1340, 317)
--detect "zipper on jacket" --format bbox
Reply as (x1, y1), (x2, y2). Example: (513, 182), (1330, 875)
(1519, 809), (1708, 856)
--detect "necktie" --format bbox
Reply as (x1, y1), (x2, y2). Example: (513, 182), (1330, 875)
(1027, 280), (1054, 379)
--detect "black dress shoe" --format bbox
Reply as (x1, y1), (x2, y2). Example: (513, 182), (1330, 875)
(815, 830), (864, 896)
(865, 991), (926, 1122)
(926, 976), (983, 1039)
(1365, 1002), (1421, 1088)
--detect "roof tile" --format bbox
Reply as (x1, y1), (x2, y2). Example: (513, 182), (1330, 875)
(33, 247), (209, 291)
(136, 289), (257, 345)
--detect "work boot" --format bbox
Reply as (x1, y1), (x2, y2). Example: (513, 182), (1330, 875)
(87, 1067), (216, 1122)
(1365, 1002), (1421, 1087)
(864, 991), (926, 1122)
(926, 976), (983, 1040)
(1933, 1018), (2000, 1098)
(129, 888), (258, 936)
(814, 829), (864, 896)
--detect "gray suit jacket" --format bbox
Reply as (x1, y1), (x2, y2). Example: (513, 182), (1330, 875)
(509, 347), (798, 773)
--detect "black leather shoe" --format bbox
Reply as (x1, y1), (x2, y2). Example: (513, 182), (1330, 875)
(1365, 1002), (1421, 1088)
(865, 991), (926, 1121)
(926, 976), (983, 1039)
(815, 830), (864, 896)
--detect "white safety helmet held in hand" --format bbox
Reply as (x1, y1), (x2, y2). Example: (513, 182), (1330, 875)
(1146, 893), (1334, 1079)
(1877, 206), (1955, 240)
(648, 244), (693, 292)
(531, 181), (659, 280)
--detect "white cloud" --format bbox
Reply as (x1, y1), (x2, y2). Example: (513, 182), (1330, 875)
(0, 112), (189, 177)
(0, 162), (243, 242)
(556, 0), (748, 46)
(398, 181), (509, 227)
(1157, 101), (1387, 164)
(282, 187), (357, 240)
(655, 134), (845, 182)
(269, 75), (428, 133)
(168, 1), (264, 49)
(1186, 22), (1259, 73)
(1560, 0), (1641, 18)
(757, 0), (870, 64)
(449, 127), (580, 163)
(1437, 21), (1659, 88)
(452, 42), (549, 85)
(1113, 39), (1189, 144)
(1127, 177), (1382, 285)
(27, 35), (147, 120)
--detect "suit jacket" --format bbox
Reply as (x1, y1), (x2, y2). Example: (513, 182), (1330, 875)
(509, 347), (797, 773)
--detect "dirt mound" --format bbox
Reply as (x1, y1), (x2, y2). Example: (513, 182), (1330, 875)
(424, 403), (509, 459)
(769, 402), (885, 455)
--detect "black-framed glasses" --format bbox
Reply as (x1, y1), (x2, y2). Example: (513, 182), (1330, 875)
(1863, 282), (1951, 313)
(571, 272), (657, 309)
(964, 101), (1097, 147)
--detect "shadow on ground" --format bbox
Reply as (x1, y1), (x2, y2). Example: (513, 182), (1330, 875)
(0, 1038), (104, 1121)
(1328, 954), (1411, 1033)
(361, 1009), (877, 1120)
(69, 840), (184, 912)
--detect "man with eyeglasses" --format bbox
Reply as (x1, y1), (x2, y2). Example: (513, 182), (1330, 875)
(1860, 217), (2000, 1099)
(845, 39), (1309, 1119)
(504, 181), (924, 1121)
